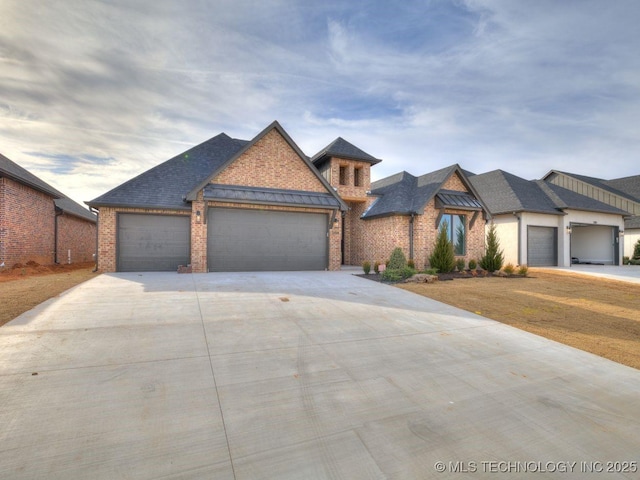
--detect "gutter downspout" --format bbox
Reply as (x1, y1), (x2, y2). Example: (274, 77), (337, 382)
(409, 212), (415, 261)
(54, 207), (63, 264)
(90, 207), (99, 272)
(514, 212), (521, 266)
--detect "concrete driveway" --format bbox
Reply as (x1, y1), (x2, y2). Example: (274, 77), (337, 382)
(1, 271), (639, 479)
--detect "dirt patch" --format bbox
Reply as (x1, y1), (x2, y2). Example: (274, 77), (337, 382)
(397, 268), (640, 370)
(0, 262), (97, 327)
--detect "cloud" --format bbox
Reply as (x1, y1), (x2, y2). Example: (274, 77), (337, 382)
(1, 0), (640, 209)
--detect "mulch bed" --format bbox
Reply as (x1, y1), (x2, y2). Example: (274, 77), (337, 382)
(355, 270), (527, 283)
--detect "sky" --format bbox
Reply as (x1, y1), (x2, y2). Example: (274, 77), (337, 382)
(2, 0), (640, 208)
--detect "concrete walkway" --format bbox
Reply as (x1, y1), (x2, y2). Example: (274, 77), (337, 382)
(553, 264), (640, 284)
(1, 271), (639, 479)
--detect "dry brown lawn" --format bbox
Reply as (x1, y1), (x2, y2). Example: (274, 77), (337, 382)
(0, 262), (97, 327)
(398, 269), (640, 370)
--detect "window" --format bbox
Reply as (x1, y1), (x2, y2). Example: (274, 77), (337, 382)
(439, 214), (466, 255)
(339, 165), (348, 185)
(354, 167), (363, 187)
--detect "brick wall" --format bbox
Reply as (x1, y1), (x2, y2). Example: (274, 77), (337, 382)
(56, 213), (97, 264)
(213, 129), (327, 192)
(97, 207), (190, 272)
(347, 171), (486, 269)
(327, 158), (372, 200)
(0, 177), (56, 266)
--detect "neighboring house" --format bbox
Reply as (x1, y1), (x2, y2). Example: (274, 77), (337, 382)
(543, 171), (640, 258)
(88, 121), (490, 273)
(0, 153), (97, 268)
(470, 170), (629, 267)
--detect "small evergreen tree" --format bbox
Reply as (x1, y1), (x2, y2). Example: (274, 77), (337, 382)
(480, 223), (504, 272)
(429, 221), (455, 273)
(388, 247), (407, 270)
(633, 239), (640, 260)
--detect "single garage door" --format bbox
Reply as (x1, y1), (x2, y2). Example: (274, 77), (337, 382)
(117, 214), (190, 272)
(208, 208), (327, 272)
(527, 226), (557, 266)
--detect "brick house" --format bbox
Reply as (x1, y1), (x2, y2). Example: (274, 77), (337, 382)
(88, 121), (491, 273)
(0, 153), (97, 268)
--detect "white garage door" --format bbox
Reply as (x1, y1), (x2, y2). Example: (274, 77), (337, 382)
(207, 208), (328, 272)
(527, 226), (557, 266)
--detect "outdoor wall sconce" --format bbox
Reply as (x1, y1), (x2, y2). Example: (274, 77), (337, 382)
(196, 210), (201, 223)
(566, 226), (572, 234)
(620, 230), (625, 236)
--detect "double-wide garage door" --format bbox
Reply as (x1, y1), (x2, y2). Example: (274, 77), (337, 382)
(117, 214), (190, 272)
(207, 208), (328, 272)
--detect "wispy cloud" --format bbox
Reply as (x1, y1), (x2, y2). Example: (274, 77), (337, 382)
(1, 0), (640, 206)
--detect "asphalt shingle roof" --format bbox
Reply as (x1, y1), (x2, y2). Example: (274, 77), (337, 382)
(0, 153), (63, 198)
(469, 170), (562, 215)
(363, 165), (482, 219)
(311, 137), (381, 166)
(1, 153), (95, 222)
(88, 133), (248, 209)
(604, 175), (640, 202)
(204, 184), (341, 209)
(538, 181), (630, 215)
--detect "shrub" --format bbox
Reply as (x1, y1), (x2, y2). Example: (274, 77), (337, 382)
(480, 223), (504, 272)
(455, 258), (465, 272)
(623, 256), (630, 265)
(362, 261), (371, 275)
(429, 220), (455, 273)
(407, 258), (415, 269)
(388, 247), (407, 270)
(518, 265), (529, 276)
(381, 269), (402, 282)
(503, 263), (515, 275)
(374, 261), (380, 274)
(634, 239), (640, 260)
(468, 259), (477, 270)
(423, 268), (438, 275)
(382, 266), (416, 282)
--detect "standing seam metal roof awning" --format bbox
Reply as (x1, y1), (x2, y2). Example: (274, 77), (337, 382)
(435, 191), (483, 210)
(203, 184), (342, 209)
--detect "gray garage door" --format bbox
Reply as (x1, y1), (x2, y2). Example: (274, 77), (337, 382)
(527, 226), (557, 266)
(117, 214), (190, 272)
(208, 208), (327, 272)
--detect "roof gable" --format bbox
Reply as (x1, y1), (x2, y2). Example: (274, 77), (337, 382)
(544, 170), (639, 204)
(187, 121), (347, 209)
(604, 175), (640, 202)
(537, 181), (630, 215)
(311, 137), (381, 166)
(364, 164), (487, 219)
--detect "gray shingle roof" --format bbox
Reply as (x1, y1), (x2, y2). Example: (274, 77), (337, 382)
(87, 133), (248, 209)
(469, 170), (562, 215)
(1, 152), (95, 222)
(0, 152), (62, 198)
(537, 181), (631, 215)
(604, 175), (640, 202)
(625, 216), (640, 229)
(363, 165), (484, 219)
(311, 137), (381, 166)
(55, 197), (97, 222)
(204, 184), (341, 209)
(550, 170), (640, 204)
